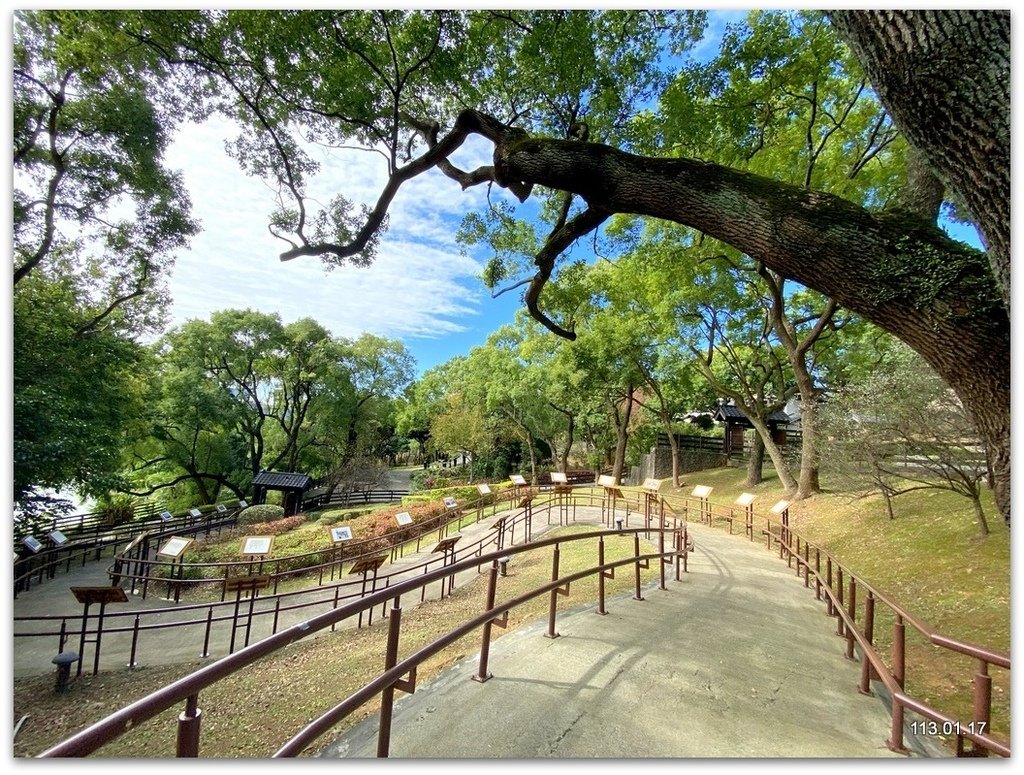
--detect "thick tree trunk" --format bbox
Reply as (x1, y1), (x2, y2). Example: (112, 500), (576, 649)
(828, 10), (1010, 312)
(748, 415), (797, 494)
(610, 390), (634, 483)
(798, 408), (821, 498)
(746, 433), (764, 487)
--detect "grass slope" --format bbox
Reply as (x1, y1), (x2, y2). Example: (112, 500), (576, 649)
(13, 466), (1010, 757)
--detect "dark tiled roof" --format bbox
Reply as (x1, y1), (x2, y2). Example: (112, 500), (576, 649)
(713, 405), (790, 423)
(252, 470), (313, 491)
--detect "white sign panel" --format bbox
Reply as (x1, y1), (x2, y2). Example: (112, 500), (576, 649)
(598, 475), (618, 488)
(509, 474), (527, 486)
(691, 485), (713, 499)
(157, 536), (193, 559)
(550, 472), (568, 484)
(159, 510), (173, 521)
(642, 478), (661, 491)
(21, 536), (43, 554)
(734, 493), (756, 507)
(188, 508), (202, 518)
(395, 512), (414, 526)
(330, 526), (354, 543)
(770, 500), (791, 515)
(48, 530), (68, 546)
(241, 535), (274, 556)
(477, 483), (492, 495)
(443, 496), (458, 509)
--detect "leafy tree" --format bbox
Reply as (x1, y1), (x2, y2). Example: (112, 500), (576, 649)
(428, 393), (494, 482)
(396, 359), (466, 463)
(12, 11), (198, 510)
(42, 8), (1010, 522)
(819, 342), (993, 536)
(13, 277), (150, 513)
(338, 333), (416, 461)
(128, 310), (349, 503)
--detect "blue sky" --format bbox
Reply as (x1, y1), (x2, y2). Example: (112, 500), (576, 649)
(28, 7), (976, 381)
(158, 10), (752, 377)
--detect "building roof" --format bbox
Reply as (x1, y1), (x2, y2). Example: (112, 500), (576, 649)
(713, 405), (790, 424)
(252, 470), (313, 491)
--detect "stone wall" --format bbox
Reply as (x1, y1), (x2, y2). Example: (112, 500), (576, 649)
(638, 444), (728, 483)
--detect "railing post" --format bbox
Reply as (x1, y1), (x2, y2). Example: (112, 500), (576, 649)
(376, 597), (402, 758)
(176, 694), (202, 757)
(888, 615), (907, 754)
(474, 562), (501, 682)
(546, 544), (561, 639)
(632, 533), (644, 601)
(835, 568), (846, 637)
(814, 549), (821, 600)
(657, 527), (666, 591)
(971, 660), (992, 757)
(597, 537), (608, 615)
(803, 543), (810, 588)
(859, 592), (876, 696)
(826, 558), (834, 616)
(845, 577), (857, 660)
(128, 615), (141, 669)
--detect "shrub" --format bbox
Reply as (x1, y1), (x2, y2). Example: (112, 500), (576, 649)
(237, 504), (285, 526)
(244, 515), (305, 536)
(97, 495), (136, 527)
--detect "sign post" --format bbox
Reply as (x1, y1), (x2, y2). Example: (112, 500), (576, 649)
(691, 485), (713, 525)
(348, 554), (389, 627)
(734, 493), (756, 539)
(70, 586), (129, 676)
(156, 536), (194, 603)
(550, 472), (572, 525)
(431, 536), (462, 599)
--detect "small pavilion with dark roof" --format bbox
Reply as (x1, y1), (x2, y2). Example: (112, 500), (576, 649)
(712, 405), (791, 457)
(251, 470), (313, 516)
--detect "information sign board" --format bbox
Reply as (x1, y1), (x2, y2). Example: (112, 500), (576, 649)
(240, 535), (275, 556)
(157, 536), (193, 559)
(48, 530), (68, 546)
(329, 526), (354, 543)
(395, 512), (414, 526)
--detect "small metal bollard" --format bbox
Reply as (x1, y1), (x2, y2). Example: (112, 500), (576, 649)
(52, 651), (79, 694)
(498, 556), (510, 577)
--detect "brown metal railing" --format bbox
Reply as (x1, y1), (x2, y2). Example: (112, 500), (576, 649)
(15, 490), (658, 677)
(38, 524), (685, 758)
(660, 489), (1010, 758)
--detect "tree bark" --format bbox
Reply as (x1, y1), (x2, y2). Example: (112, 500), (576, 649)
(610, 388), (634, 483)
(746, 433), (764, 488)
(828, 10), (1010, 312)
(490, 130), (1008, 523)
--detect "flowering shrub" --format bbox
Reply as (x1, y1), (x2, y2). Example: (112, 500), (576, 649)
(243, 515), (306, 536)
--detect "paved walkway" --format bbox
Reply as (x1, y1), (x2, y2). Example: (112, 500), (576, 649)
(11, 505), (946, 759)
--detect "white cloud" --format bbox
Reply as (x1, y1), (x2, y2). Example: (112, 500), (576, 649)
(163, 117), (505, 350)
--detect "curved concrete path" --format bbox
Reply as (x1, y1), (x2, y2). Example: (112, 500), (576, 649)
(11, 508), (945, 759)
(320, 520), (937, 758)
